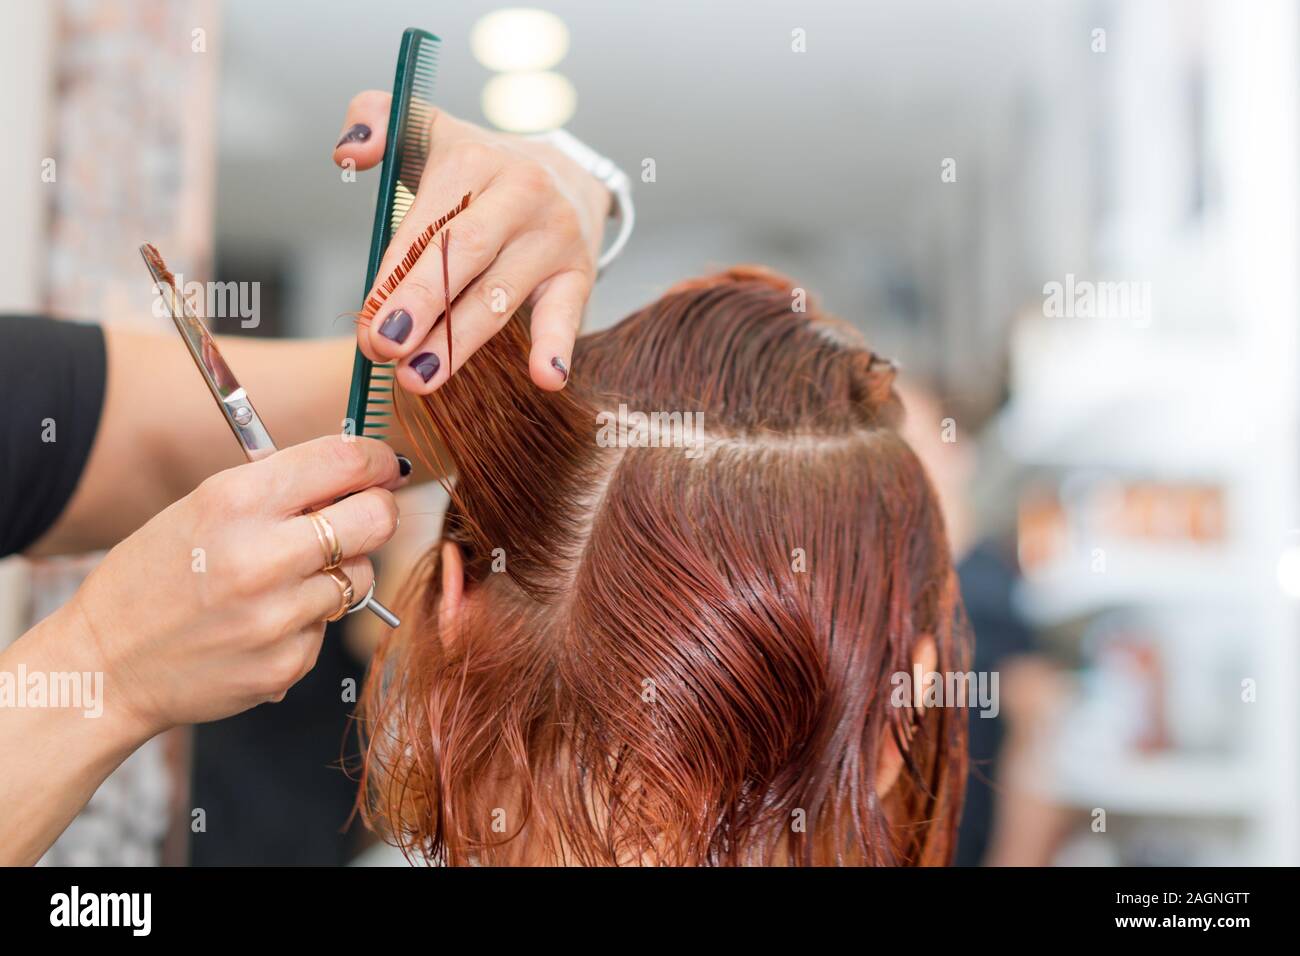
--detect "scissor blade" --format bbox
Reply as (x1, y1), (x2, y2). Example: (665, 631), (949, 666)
(139, 244), (241, 401)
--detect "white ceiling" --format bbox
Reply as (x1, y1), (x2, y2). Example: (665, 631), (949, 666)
(215, 0), (1079, 243)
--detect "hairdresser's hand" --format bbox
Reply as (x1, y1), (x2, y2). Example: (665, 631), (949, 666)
(333, 96), (611, 393)
(64, 435), (405, 739)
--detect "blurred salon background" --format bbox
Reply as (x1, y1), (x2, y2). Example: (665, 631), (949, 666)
(1, 0), (1296, 865)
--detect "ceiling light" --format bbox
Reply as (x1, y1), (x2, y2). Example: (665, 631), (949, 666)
(471, 8), (569, 72)
(481, 70), (576, 133)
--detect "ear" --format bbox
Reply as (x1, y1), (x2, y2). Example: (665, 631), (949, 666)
(876, 634), (939, 795)
(436, 539), (465, 644)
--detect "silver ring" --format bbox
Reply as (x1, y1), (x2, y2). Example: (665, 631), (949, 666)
(346, 579), (377, 615)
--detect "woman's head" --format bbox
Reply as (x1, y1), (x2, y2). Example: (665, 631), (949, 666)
(358, 266), (969, 865)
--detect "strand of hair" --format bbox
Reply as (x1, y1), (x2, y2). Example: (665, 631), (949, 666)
(359, 192), (471, 322)
(441, 229), (452, 371)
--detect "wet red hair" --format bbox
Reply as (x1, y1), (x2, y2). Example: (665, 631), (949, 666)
(356, 267), (969, 865)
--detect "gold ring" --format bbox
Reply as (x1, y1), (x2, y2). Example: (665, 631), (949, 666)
(309, 511), (343, 569)
(322, 566), (354, 622)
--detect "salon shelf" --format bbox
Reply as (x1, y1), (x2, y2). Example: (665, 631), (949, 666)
(1048, 752), (1259, 818)
(995, 320), (1254, 477)
(996, 394), (1254, 478)
(1014, 546), (1247, 627)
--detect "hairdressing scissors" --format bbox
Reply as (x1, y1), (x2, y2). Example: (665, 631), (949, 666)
(139, 243), (400, 628)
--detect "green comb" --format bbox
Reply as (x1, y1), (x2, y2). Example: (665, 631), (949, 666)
(346, 27), (441, 441)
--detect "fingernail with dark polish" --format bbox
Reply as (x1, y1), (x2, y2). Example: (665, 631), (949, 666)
(411, 352), (441, 383)
(378, 309), (413, 344)
(336, 123), (371, 148)
(396, 454), (412, 477)
(551, 356), (569, 381)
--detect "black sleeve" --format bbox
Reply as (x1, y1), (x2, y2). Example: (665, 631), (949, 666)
(0, 315), (107, 557)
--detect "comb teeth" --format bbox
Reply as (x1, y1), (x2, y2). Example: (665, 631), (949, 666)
(392, 44), (438, 233)
(390, 182), (416, 236)
(361, 362), (396, 438)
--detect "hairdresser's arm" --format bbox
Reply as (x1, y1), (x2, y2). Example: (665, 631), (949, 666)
(334, 98), (611, 394)
(0, 606), (149, 865)
(28, 327), (434, 557)
(0, 436), (403, 865)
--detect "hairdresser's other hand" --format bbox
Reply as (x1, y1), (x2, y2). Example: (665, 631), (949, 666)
(63, 436), (405, 740)
(333, 95), (611, 393)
